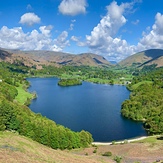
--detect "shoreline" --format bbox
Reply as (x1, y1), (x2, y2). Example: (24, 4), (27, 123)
(92, 136), (149, 146)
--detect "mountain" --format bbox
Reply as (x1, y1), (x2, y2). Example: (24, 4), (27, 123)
(0, 48), (111, 68)
(119, 49), (163, 67)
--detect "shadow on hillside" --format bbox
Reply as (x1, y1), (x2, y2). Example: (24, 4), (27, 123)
(144, 49), (163, 58)
(0, 50), (12, 60)
(157, 136), (163, 140)
(138, 49), (163, 67)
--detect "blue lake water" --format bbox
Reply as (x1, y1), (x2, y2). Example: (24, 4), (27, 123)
(28, 78), (147, 142)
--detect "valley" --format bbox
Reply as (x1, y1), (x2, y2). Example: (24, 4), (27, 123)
(0, 47), (163, 162)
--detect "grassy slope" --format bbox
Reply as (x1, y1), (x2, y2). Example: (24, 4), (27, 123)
(0, 131), (163, 163)
(15, 84), (33, 104)
(119, 49), (163, 67)
(130, 81), (153, 90)
(0, 131), (100, 163)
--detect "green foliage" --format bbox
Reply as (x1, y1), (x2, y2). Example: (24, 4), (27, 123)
(58, 78), (82, 86)
(102, 151), (112, 157)
(0, 82), (18, 101)
(0, 98), (93, 149)
(0, 99), (17, 131)
(79, 130), (93, 147)
(33, 65), (130, 85)
(111, 141), (116, 145)
(114, 156), (122, 163)
(121, 67), (163, 134)
(93, 149), (97, 153)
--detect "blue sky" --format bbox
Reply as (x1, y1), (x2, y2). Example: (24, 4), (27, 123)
(0, 0), (163, 61)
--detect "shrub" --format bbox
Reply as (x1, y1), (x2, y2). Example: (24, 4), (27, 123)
(102, 151), (112, 157)
(111, 141), (116, 145)
(85, 152), (88, 156)
(114, 156), (122, 163)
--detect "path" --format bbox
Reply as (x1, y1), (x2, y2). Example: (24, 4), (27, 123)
(92, 136), (148, 146)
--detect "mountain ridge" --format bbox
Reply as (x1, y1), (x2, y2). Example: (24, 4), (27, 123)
(119, 49), (163, 67)
(1, 48), (163, 68)
(0, 48), (111, 68)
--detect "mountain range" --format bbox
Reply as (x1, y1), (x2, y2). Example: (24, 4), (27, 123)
(0, 48), (163, 68)
(0, 48), (110, 68)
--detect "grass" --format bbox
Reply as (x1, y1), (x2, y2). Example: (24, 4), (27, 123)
(0, 131), (100, 163)
(15, 84), (33, 104)
(134, 136), (163, 144)
(131, 81), (153, 90)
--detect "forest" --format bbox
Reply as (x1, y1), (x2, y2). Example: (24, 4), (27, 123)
(0, 62), (93, 150)
(58, 78), (82, 86)
(121, 66), (163, 134)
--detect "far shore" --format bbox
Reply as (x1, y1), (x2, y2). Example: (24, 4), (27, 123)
(92, 136), (150, 146)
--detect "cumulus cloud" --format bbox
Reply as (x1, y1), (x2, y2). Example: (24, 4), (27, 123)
(53, 31), (69, 50)
(58, 0), (87, 16)
(82, 1), (138, 61)
(19, 13), (41, 26)
(0, 26), (69, 51)
(138, 12), (163, 50)
(39, 25), (53, 37)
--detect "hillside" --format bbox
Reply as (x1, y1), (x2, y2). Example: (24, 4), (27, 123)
(0, 131), (163, 163)
(0, 48), (111, 68)
(0, 131), (100, 163)
(119, 49), (163, 67)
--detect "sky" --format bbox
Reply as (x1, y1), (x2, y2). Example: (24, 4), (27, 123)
(0, 0), (163, 62)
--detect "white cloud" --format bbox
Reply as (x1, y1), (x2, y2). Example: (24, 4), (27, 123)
(132, 19), (139, 25)
(69, 23), (74, 30)
(58, 0), (87, 16)
(69, 19), (76, 30)
(19, 13), (41, 26)
(71, 36), (79, 42)
(0, 26), (69, 52)
(82, 1), (138, 61)
(138, 12), (163, 50)
(54, 31), (69, 49)
(39, 25), (53, 37)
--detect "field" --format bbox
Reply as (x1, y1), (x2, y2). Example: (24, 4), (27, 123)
(15, 84), (35, 104)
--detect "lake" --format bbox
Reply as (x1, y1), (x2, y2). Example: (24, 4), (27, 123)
(28, 78), (147, 142)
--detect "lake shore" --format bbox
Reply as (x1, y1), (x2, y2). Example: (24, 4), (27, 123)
(92, 136), (149, 145)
